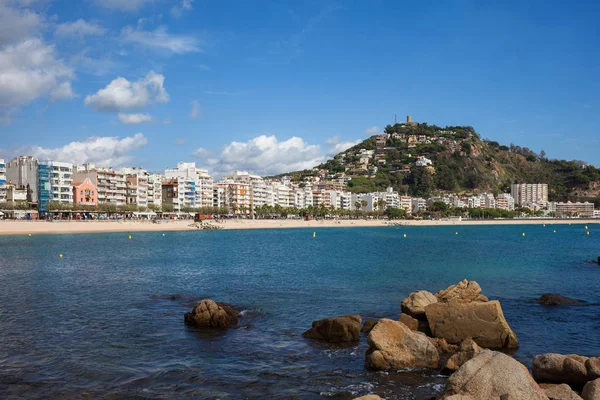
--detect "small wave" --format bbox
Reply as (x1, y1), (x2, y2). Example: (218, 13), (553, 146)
(319, 382), (376, 397)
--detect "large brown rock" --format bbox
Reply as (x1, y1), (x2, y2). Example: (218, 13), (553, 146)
(540, 383), (583, 400)
(184, 300), (238, 328)
(583, 379), (600, 400)
(440, 350), (548, 400)
(435, 279), (489, 303)
(537, 293), (586, 306)
(302, 315), (361, 342)
(399, 313), (419, 331)
(428, 337), (458, 355)
(587, 358), (600, 380)
(425, 299), (518, 349)
(365, 318), (439, 370)
(532, 354), (590, 386)
(442, 338), (482, 373)
(401, 290), (437, 318)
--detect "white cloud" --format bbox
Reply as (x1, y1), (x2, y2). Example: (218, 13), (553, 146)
(120, 25), (201, 54)
(194, 135), (326, 176)
(324, 135), (340, 146)
(84, 70), (169, 112)
(55, 19), (105, 37)
(117, 112), (152, 124)
(364, 125), (380, 136)
(91, 0), (152, 12)
(30, 133), (147, 167)
(189, 99), (201, 119)
(0, 38), (74, 122)
(328, 139), (360, 155)
(0, 0), (43, 46)
(171, 0), (193, 17)
(51, 81), (75, 101)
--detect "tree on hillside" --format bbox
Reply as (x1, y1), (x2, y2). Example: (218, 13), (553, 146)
(354, 201), (362, 211)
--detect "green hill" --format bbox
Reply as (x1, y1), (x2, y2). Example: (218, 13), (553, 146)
(283, 122), (600, 204)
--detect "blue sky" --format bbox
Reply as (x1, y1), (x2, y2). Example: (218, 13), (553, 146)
(0, 0), (599, 175)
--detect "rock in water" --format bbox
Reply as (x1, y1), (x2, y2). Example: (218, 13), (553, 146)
(539, 383), (583, 400)
(425, 299), (519, 349)
(440, 350), (548, 400)
(365, 318), (439, 370)
(537, 293), (587, 306)
(184, 300), (238, 328)
(435, 279), (489, 303)
(361, 319), (378, 333)
(399, 313), (419, 331)
(302, 315), (361, 342)
(582, 379), (600, 400)
(353, 396), (384, 400)
(442, 338), (482, 374)
(532, 353), (591, 386)
(400, 290), (437, 318)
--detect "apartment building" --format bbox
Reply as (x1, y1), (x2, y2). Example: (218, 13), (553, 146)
(147, 173), (163, 210)
(120, 167), (149, 208)
(0, 158), (6, 202)
(6, 156), (39, 203)
(73, 164), (126, 205)
(551, 201), (594, 218)
(215, 180), (251, 214)
(511, 183), (548, 206)
(50, 161), (73, 204)
(411, 198), (426, 214)
(496, 193), (515, 211)
(196, 169), (214, 208)
(72, 178), (98, 205)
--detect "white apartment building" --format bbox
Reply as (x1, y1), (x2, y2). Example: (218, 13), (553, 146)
(214, 180), (251, 214)
(411, 198), (426, 214)
(121, 167), (149, 208)
(0, 158), (6, 202)
(329, 190), (353, 210)
(511, 183), (548, 206)
(50, 161), (73, 204)
(496, 193), (515, 211)
(196, 169), (214, 208)
(480, 193), (496, 209)
(147, 173), (163, 209)
(468, 196), (482, 208)
(165, 162), (215, 208)
(73, 164), (126, 205)
(399, 196), (413, 214)
(6, 156), (39, 203)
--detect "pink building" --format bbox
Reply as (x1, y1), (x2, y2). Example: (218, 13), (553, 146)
(72, 178), (97, 205)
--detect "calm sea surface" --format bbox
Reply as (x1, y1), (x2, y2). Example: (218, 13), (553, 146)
(1, 224), (599, 399)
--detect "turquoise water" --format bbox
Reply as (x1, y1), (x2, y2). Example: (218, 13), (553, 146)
(0, 225), (599, 399)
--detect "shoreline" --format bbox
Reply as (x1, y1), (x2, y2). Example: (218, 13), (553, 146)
(0, 218), (598, 235)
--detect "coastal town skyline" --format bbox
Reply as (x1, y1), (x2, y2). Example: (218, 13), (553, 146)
(1, 1), (600, 174)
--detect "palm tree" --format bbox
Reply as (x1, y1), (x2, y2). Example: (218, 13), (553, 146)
(354, 201), (362, 211)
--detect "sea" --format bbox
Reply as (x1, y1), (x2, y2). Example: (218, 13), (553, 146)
(0, 224), (599, 399)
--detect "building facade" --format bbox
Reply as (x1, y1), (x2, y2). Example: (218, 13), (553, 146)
(6, 156), (39, 204)
(552, 201), (594, 218)
(0, 158), (5, 202)
(72, 178), (98, 205)
(511, 183), (548, 206)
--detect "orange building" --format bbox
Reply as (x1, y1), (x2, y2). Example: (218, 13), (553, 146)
(72, 178), (98, 205)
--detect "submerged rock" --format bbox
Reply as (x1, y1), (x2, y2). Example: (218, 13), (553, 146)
(425, 299), (518, 349)
(365, 318), (439, 370)
(184, 300), (238, 328)
(401, 290), (437, 318)
(440, 350), (548, 400)
(435, 279), (489, 303)
(302, 314), (361, 343)
(532, 353), (598, 386)
(539, 383), (583, 400)
(537, 293), (587, 306)
(361, 319), (378, 334)
(582, 378), (600, 400)
(442, 338), (482, 374)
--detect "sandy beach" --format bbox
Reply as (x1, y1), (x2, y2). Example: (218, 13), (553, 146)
(0, 218), (598, 235)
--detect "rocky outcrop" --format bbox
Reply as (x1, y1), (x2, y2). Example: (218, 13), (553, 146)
(539, 383), (583, 400)
(424, 299), (518, 349)
(400, 290), (437, 318)
(399, 313), (418, 331)
(582, 379), (600, 400)
(537, 293), (587, 306)
(352, 396), (384, 400)
(440, 350), (548, 400)
(428, 337), (458, 355)
(184, 300), (239, 328)
(361, 319), (378, 334)
(365, 318), (439, 370)
(442, 338), (482, 373)
(302, 315), (361, 343)
(532, 353), (600, 386)
(435, 279), (489, 303)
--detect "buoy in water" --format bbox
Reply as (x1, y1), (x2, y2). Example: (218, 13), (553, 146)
(28, 233), (31, 237)
(403, 234), (407, 238)
(313, 232), (316, 238)
(59, 254), (63, 258)
(554, 230), (557, 233)
(128, 235), (132, 239)
(162, 233), (165, 236)
(585, 226), (588, 230)
(522, 233), (526, 237)
(455, 232), (458, 235)
(587, 231), (590, 236)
